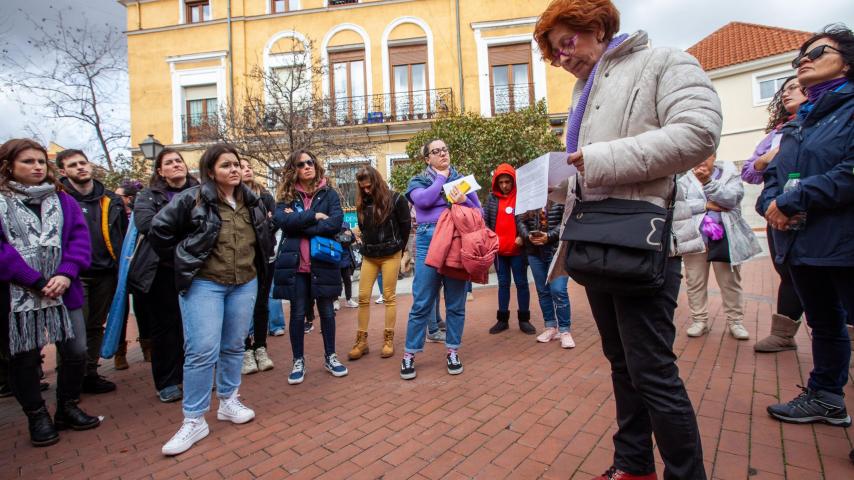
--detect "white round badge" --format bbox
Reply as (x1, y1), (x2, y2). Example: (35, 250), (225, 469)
(505, 206), (514, 214)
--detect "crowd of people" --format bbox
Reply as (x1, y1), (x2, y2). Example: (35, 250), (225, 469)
(0, 0), (852, 477)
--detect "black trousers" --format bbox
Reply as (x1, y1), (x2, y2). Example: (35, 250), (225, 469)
(246, 262), (274, 350)
(341, 267), (353, 300)
(1, 308), (87, 411)
(119, 294), (151, 346)
(136, 267), (184, 392)
(79, 271), (118, 375)
(289, 273), (336, 359)
(586, 257), (706, 480)
(766, 226), (804, 319)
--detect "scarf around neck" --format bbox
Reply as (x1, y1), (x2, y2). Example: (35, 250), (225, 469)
(566, 33), (630, 153)
(0, 182), (73, 355)
(799, 79), (849, 120)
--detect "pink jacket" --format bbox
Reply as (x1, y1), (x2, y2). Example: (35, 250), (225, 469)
(426, 205), (498, 284)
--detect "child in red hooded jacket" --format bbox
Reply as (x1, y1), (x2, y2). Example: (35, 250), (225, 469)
(483, 164), (533, 334)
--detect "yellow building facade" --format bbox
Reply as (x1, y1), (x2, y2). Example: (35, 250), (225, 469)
(121, 0), (573, 205)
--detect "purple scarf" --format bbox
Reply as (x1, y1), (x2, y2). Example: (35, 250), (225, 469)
(805, 77), (847, 104)
(565, 33), (629, 153)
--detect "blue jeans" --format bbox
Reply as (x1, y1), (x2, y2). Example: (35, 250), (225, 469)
(495, 254), (530, 312)
(289, 273), (337, 360)
(528, 254), (571, 332)
(268, 287), (285, 333)
(179, 277), (257, 418)
(405, 223), (467, 353)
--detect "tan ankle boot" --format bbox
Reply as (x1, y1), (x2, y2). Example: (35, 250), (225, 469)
(381, 330), (394, 358)
(348, 331), (369, 360)
(140, 338), (152, 362)
(754, 314), (800, 352)
(114, 341), (129, 370)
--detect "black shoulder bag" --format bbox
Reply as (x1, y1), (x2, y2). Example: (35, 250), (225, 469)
(561, 181), (675, 296)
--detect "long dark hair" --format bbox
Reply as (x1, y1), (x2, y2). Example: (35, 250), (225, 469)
(150, 147), (193, 189)
(277, 149), (325, 203)
(355, 165), (393, 226)
(799, 24), (854, 82)
(0, 138), (64, 193)
(765, 76), (799, 133)
(198, 143), (244, 201)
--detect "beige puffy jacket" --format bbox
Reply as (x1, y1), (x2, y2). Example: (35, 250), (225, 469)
(549, 31), (722, 280)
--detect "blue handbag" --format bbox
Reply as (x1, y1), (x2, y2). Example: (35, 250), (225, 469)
(310, 236), (343, 263)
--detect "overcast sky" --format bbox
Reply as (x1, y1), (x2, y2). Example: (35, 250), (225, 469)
(1, 0), (852, 158)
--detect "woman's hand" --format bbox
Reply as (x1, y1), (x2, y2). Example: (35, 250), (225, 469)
(765, 200), (800, 231)
(528, 232), (547, 245)
(753, 146), (779, 172)
(515, 236), (523, 246)
(434, 166), (451, 178)
(284, 208), (294, 213)
(448, 186), (466, 204)
(315, 212), (329, 220)
(41, 275), (71, 299)
(693, 164), (712, 184)
(568, 151), (584, 174)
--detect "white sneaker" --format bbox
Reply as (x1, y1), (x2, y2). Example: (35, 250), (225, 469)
(729, 323), (750, 340)
(345, 299), (359, 308)
(375, 295), (384, 304)
(559, 332), (576, 349)
(466, 292), (474, 302)
(162, 417), (209, 456)
(536, 328), (559, 343)
(686, 322), (709, 337)
(217, 390), (255, 424)
(241, 350), (258, 375)
(254, 347), (274, 371)
(333, 300), (341, 311)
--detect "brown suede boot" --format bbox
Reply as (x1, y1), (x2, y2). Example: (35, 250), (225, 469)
(381, 329), (394, 358)
(754, 314), (800, 352)
(140, 338), (152, 362)
(348, 331), (369, 360)
(114, 341), (129, 370)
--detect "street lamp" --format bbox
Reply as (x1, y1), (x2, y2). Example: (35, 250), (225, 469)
(138, 134), (164, 161)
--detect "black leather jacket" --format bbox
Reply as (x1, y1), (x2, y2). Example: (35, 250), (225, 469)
(149, 182), (272, 293)
(516, 201), (565, 260)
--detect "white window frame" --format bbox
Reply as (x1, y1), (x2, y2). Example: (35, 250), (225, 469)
(167, 51), (228, 144)
(179, 0), (213, 25)
(320, 24), (373, 101)
(474, 31), (547, 117)
(385, 153), (411, 183)
(752, 66), (795, 106)
(381, 17), (436, 115)
(325, 156), (377, 208)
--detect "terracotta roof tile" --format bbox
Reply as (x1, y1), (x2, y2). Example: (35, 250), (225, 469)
(686, 22), (813, 71)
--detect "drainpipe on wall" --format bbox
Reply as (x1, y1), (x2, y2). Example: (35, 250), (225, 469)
(135, 0), (142, 30)
(227, 0), (235, 115)
(454, 0), (465, 112)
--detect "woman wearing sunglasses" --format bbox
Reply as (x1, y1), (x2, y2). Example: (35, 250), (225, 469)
(272, 150), (347, 385)
(534, 0), (722, 478)
(400, 138), (481, 380)
(758, 24), (854, 428)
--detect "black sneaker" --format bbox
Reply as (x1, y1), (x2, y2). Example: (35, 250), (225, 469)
(446, 351), (463, 375)
(81, 374), (116, 394)
(304, 321), (314, 334)
(400, 356), (416, 380)
(767, 386), (851, 426)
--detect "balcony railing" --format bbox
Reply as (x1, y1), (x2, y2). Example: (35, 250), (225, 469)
(492, 83), (535, 115)
(327, 87), (454, 127)
(182, 113), (219, 143)
(329, 0), (359, 6)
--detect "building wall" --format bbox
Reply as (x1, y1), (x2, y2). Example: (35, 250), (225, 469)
(123, 0), (574, 169)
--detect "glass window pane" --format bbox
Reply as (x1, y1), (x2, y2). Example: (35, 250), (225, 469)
(203, 5), (210, 21)
(190, 7), (199, 23)
(492, 66), (509, 114)
(513, 64), (530, 110)
(411, 64), (426, 116)
(206, 98), (217, 117)
(492, 66), (508, 86)
(394, 65), (409, 118)
(350, 61), (365, 121)
(288, 0), (299, 10)
(759, 79), (776, 100)
(188, 100), (202, 125)
(333, 63), (348, 123)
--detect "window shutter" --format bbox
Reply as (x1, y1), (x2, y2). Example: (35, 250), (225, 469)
(488, 43), (531, 66)
(328, 48), (365, 63)
(389, 44), (427, 66)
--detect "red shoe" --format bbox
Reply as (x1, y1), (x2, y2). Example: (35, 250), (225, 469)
(592, 467), (657, 480)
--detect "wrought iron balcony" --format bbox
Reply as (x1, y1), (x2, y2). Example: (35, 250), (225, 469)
(326, 87), (454, 127)
(329, 0), (359, 6)
(491, 83), (535, 115)
(181, 112), (219, 143)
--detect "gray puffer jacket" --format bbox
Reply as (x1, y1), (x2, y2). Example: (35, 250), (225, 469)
(678, 161), (762, 266)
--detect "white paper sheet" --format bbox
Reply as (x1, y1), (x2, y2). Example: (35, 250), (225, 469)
(515, 152), (579, 213)
(442, 174), (481, 197)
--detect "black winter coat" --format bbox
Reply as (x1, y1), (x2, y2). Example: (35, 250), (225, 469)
(272, 185), (343, 300)
(128, 177), (199, 293)
(516, 201), (565, 261)
(149, 182), (271, 293)
(357, 192), (411, 258)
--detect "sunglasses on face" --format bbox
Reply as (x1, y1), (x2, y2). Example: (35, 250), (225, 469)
(550, 34), (579, 65)
(429, 147), (449, 156)
(792, 44), (842, 69)
(295, 159), (315, 169)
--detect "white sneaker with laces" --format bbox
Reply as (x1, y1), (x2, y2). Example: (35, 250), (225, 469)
(559, 332), (576, 349)
(345, 299), (359, 308)
(254, 347), (274, 371)
(536, 328), (559, 343)
(241, 350), (258, 375)
(217, 390), (255, 424)
(729, 323), (750, 340)
(162, 417), (209, 456)
(375, 295), (384, 304)
(686, 321), (709, 337)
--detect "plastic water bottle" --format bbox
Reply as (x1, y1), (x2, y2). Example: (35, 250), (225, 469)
(783, 173), (806, 230)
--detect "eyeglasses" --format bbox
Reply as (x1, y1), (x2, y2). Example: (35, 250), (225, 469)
(792, 44), (842, 69)
(429, 146), (449, 156)
(295, 159), (315, 169)
(550, 34), (579, 66)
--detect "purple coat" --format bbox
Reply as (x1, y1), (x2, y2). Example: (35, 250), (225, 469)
(0, 191), (91, 310)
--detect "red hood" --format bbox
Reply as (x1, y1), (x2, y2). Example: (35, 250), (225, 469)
(491, 163), (516, 198)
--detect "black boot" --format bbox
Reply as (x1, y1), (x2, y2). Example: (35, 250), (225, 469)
(25, 405), (60, 447)
(518, 311), (536, 335)
(81, 374), (116, 394)
(54, 399), (101, 431)
(489, 311), (510, 334)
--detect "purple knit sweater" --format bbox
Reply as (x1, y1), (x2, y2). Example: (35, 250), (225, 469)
(0, 191), (91, 310)
(409, 173), (482, 224)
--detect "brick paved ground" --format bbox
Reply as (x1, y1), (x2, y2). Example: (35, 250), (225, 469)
(1, 258), (853, 479)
